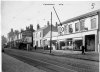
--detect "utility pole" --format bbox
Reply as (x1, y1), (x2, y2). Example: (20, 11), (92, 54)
(43, 4), (62, 53)
(50, 12), (52, 53)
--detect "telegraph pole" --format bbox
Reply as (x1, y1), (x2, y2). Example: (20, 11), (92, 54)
(50, 12), (52, 53)
(43, 4), (63, 53)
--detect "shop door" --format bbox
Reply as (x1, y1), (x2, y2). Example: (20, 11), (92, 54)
(85, 34), (95, 51)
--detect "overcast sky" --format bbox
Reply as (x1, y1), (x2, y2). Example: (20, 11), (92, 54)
(1, 1), (100, 37)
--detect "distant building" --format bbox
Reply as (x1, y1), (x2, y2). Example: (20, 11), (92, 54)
(7, 24), (35, 49)
(18, 24), (35, 49)
(2, 35), (7, 48)
(57, 9), (100, 52)
(8, 29), (14, 42)
(7, 29), (15, 47)
(33, 21), (58, 48)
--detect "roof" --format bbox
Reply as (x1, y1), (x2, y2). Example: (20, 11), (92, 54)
(34, 24), (57, 32)
(59, 9), (100, 26)
(44, 31), (58, 38)
(34, 25), (48, 32)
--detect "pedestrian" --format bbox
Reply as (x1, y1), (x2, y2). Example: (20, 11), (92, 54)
(81, 45), (85, 54)
(47, 45), (48, 49)
(35, 45), (37, 50)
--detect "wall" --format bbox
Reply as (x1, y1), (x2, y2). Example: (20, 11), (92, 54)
(33, 25), (58, 47)
(33, 30), (43, 47)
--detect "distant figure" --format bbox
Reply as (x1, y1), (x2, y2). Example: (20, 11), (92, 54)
(2, 48), (4, 52)
(81, 45), (85, 54)
(47, 45), (48, 49)
(35, 45), (37, 50)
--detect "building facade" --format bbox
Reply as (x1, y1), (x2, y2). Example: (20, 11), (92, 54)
(33, 21), (58, 48)
(7, 24), (35, 49)
(57, 9), (100, 52)
(43, 31), (58, 50)
(33, 28), (43, 47)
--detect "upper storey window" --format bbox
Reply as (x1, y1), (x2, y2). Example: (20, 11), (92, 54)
(91, 18), (96, 29)
(75, 22), (80, 32)
(80, 19), (85, 31)
(68, 24), (73, 33)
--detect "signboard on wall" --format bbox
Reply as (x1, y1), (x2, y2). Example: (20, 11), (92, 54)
(58, 24), (68, 36)
(24, 37), (32, 43)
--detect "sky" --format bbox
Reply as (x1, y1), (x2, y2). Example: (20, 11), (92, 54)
(1, 1), (100, 37)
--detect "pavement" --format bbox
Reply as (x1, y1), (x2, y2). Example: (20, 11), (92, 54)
(31, 49), (99, 62)
(2, 53), (46, 72)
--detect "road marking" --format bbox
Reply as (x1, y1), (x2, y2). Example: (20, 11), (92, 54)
(7, 52), (78, 72)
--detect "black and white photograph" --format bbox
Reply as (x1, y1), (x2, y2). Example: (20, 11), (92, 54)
(1, 0), (100, 72)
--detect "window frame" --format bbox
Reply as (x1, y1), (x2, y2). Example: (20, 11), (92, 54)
(80, 19), (85, 31)
(75, 22), (80, 32)
(91, 18), (96, 29)
(68, 24), (73, 33)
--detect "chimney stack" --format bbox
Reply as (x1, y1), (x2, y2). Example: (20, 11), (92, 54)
(37, 24), (40, 30)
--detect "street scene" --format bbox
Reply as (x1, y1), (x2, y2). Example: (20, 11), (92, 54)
(1, 1), (100, 72)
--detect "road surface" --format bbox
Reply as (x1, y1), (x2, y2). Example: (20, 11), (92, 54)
(3, 48), (99, 72)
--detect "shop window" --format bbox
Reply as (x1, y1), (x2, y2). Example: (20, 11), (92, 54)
(67, 40), (73, 46)
(68, 24), (73, 33)
(75, 22), (80, 32)
(91, 18), (96, 29)
(66, 39), (73, 46)
(64, 24), (68, 34)
(80, 19), (85, 31)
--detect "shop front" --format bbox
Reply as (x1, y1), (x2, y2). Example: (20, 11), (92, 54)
(58, 37), (83, 51)
(57, 30), (98, 52)
(73, 37), (83, 51)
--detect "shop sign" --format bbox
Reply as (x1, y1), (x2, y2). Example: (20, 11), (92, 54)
(58, 24), (68, 36)
(24, 37), (32, 43)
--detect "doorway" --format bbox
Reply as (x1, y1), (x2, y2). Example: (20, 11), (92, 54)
(85, 34), (95, 51)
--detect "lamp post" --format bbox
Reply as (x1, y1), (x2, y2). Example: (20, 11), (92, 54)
(50, 12), (52, 53)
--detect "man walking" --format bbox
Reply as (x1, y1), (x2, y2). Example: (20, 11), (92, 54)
(81, 45), (85, 54)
